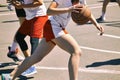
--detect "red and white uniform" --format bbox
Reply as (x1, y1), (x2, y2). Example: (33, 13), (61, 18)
(18, 0), (48, 38)
(43, 0), (87, 41)
(23, 0), (47, 20)
(43, 0), (72, 41)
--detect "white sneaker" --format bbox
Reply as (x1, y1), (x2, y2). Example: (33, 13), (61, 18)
(17, 55), (25, 61)
(1, 73), (12, 80)
(21, 66), (37, 76)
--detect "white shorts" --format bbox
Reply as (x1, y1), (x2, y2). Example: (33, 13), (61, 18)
(43, 20), (68, 42)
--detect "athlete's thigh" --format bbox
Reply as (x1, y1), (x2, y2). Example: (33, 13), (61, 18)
(53, 34), (81, 54)
(18, 17), (25, 25)
(30, 38), (56, 63)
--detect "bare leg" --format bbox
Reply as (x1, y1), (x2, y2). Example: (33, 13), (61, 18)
(10, 17), (25, 51)
(18, 17), (25, 25)
(11, 38), (55, 80)
(53, 34), (82, 80)
(8, 17), (25, 59)
(96, 0), (110, 22)
(102, 0), (110, 17)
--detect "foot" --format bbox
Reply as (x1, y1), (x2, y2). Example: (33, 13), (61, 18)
(96, 16), (105, 23)
(7, 46), (24, 62)
(7, 4), (14, 11)
(21, 66), (37, 76)
(1, 73), (12, 80)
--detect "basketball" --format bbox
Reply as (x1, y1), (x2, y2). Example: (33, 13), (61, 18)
(71, 5), (91, 25)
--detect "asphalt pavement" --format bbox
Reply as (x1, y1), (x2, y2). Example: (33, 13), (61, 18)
(0, 0), (120, 80)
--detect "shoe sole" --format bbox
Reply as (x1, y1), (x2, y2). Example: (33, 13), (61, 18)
(21, 71), (37, 76)
(7, 55), (19, 62)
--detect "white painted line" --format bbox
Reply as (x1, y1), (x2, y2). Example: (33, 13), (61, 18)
(10, 65), (120, 74)
(79, 68), (120, 74)
(80, 46), (120, 54)
(10, 62), (120, 74)
(35, 66), (120, 74)
(0, 13), (15, 16)
(102, 34), (120, 39)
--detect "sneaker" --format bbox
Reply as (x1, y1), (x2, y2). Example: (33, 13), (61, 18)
(7, 46), (22, 62)
(96, 16), (105, 23)
(21, 66), (37, 76)
(7, 4), (14, 11)
(1, 73), (12, 80)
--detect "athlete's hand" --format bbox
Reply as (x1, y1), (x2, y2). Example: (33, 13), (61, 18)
(70, 4), (84, 12)
(12, 1), (23, 9)
(96, 25), (104, 36)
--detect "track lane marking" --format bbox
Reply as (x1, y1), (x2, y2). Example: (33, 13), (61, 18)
(102, 34), (120, 39)
(36, 66), (120, 74)
(80, 46), (120, 54)
(9, 65), (120, 74)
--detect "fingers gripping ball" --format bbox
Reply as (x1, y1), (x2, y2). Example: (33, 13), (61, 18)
(71, 5), (91, 25)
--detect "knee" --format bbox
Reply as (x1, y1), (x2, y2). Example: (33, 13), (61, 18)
(70, 48), (82, 57)
(74, 49), (82, 57)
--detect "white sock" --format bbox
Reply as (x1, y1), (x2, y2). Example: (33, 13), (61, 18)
(10, 42), (18, 52)
(101, 12), (105, 19)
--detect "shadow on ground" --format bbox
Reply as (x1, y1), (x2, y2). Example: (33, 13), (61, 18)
(87, 20), (120, 28)
(2, 20), (19, 23)
(105, 21), (120, 27)
(0, 10), (10, 12)
(86, 58), (120, 68)
(0, 62), (17, 68)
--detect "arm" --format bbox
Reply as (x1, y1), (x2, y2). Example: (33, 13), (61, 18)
(89, 14), (104, 35)
(47, 1), (85, 16)
(47, 1), (74, 15)
(12, 0), (43, 9)
(79, 0), (104, 35)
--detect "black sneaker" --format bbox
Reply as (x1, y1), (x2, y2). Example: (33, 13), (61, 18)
(7, 46), (20, 62)
(96, 16), (105, 23)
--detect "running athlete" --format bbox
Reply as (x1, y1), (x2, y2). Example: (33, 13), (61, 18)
(7, 7), (26, 62)
(7, 0), (48, 76)
(5, 0), (104, 80)
(7, 0), (26, 61)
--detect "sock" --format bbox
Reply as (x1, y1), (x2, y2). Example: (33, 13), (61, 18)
(101, 12), (105, 19)
(10, 42), (18, 52)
